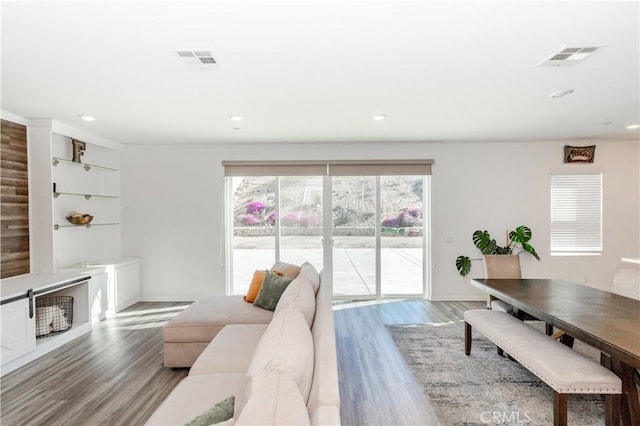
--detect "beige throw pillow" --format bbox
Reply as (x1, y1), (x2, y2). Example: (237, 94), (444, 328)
(270, 261), (301, 278)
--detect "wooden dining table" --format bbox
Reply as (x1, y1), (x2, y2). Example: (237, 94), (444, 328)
(471, 278), (640, 426)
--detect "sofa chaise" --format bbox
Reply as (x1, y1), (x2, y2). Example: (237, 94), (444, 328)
(147, 261), (341, 425)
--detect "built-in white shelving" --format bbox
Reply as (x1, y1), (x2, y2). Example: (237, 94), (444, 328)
(7, 119), (139, 377)
(50, 132), (122, 264)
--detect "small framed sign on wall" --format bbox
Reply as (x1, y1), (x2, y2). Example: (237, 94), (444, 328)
(564, 145), (596, 163)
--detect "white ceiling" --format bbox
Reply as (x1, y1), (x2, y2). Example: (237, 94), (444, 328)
(1, 1), (639, 145)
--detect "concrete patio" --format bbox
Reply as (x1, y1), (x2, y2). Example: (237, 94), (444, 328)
(233, 236), (424, 297)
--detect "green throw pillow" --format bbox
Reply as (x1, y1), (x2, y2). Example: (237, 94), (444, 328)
(185, 395), (234, 426)
(253, 271), (294, 311)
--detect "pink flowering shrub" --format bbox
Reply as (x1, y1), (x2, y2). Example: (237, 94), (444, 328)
(246, 201), (266, 215)
(299, 214), (319, 228)
(382, 207), (423, 228)
(282, 213), (300, 227)
(382, 217), (399, 228)
(242, 214), (260, 226)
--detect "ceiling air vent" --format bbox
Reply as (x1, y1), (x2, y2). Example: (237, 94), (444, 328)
(538, 45), (605, 67)
(174, 50), (217, 71)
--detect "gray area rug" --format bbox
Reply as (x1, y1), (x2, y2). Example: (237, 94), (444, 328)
(388, 321), (605, 425)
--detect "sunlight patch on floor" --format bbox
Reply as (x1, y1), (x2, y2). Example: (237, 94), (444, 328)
(115, 304), (191, 317)
(332, 298), (406, 310)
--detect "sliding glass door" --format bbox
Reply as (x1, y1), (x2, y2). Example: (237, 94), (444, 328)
(332, 176), (379, 297)
(380, 176), (425, 295)
(224, 161), (430, 299)
(227, 176), (324, 295)
(331, 175), (427, 298)
(279, 176), (324, 268)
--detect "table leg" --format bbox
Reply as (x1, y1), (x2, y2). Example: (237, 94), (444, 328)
(611, 357), (640, 426)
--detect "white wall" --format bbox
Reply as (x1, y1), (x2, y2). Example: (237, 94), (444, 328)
(122, 140), (640, 301)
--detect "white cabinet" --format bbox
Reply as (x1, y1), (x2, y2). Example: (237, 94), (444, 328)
(114, 261), (141, 312)
(64, 258), (140, 316)
(0, 272), (95, 375)
(88, 271), (108, 323)
(0, 299), (36, 364)
(79, 258), (141, 315)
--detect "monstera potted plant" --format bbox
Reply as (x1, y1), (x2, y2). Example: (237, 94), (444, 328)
(455, 225), (540, 276)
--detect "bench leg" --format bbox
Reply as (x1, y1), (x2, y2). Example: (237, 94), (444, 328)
(605, 394), (621, 426)
(560, 333), (575, 348)
(465, 322), (472, 355)
(553, 391), (568, 426)
(546, 323), (554, 336)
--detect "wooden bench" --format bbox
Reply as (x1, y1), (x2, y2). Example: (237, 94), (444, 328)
(464, 309), (622, 426)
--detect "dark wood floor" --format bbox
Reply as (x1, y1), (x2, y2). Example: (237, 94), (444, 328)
(1, 299), (483, 425)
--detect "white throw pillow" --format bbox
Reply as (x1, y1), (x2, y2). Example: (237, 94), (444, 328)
(50, 305), (69, 331)
(35, 307), (53, 336)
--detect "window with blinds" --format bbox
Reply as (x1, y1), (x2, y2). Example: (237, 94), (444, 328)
(550, 173), (603, 254)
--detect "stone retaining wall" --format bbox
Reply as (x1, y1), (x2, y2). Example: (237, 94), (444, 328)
(234, 226), (422, 237)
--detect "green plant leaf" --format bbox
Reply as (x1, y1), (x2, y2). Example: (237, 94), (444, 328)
(521, 242), (541, 261)
(510, 225), (532, 243)
(472, 230), (491, 250)
(481, 239), (498, 255)
(494, 245), (512, 255)
(455, 256), (472, 276)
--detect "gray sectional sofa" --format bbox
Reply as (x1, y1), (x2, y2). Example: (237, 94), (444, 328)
(147, 262), (341, 425)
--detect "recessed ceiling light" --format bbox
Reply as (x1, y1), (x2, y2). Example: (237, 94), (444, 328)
(229, 115), (243, 121)
(549, 89), (574, 99)
(78, 114), (95, 122)
(626, 124), (640, 130)
(373, 114), (387, 121)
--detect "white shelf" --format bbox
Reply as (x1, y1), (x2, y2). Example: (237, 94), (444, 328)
(52, 157), (118, 172)
(54, 223), (120, 230)
(53, 191), (119, 199)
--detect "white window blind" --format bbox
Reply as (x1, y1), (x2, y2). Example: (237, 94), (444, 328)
(550, 173), (603, 254)
(222, 160), (433, 177)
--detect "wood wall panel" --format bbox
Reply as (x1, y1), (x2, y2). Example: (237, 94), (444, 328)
(1, 119), (30, 278)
